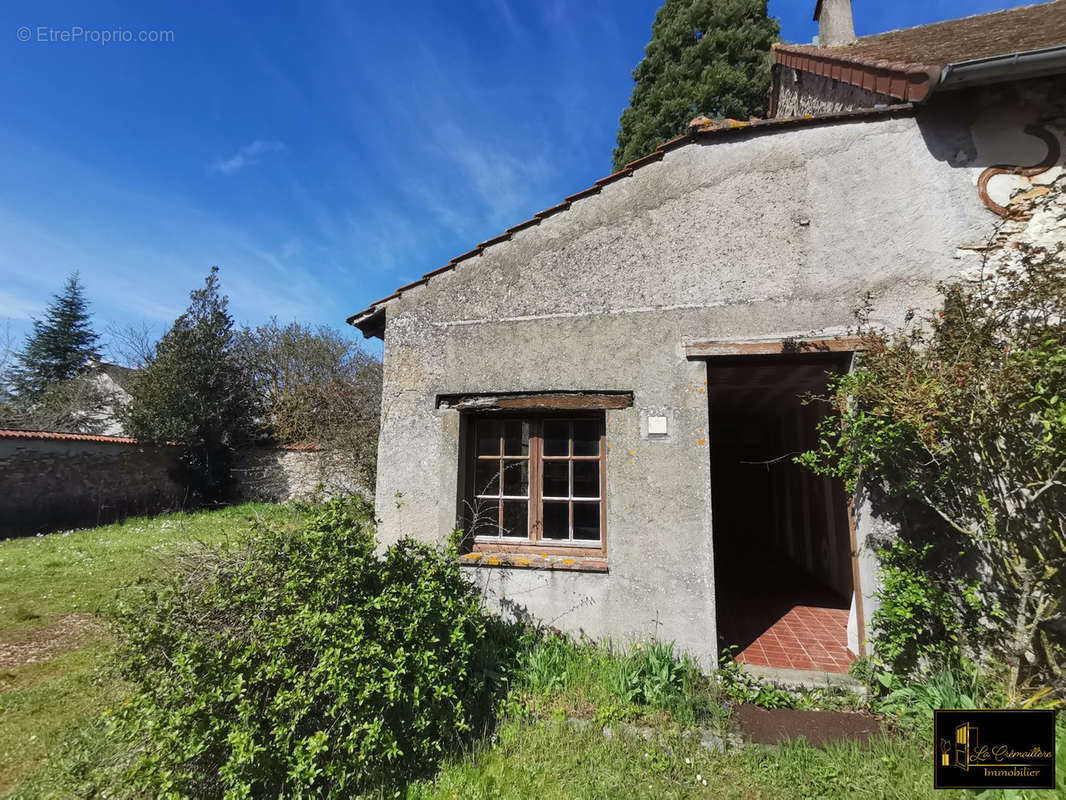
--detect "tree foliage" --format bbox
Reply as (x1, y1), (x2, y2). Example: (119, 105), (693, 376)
(0, 321), (14, 394)
(0, 273), (116, 433)
(612, 0), (779, 171)
(123, 267), (258, 500)
(237, 319), (382, 487)
(8, 272), (101, 401)
(800, 244), (1066, 694)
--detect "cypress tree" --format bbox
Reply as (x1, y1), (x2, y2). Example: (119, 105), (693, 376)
(10, 273), (101, 401)
(613, 0), (780, 171)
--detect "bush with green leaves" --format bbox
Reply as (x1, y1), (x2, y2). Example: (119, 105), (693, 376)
(799, 243), (1066, 695)
(515, 634), (573, 694)
(112, 498), (501, 798)
(869, 540), (964, 677)
(512, 634), (713, 723)
(714, 651), (797, 710)
(873, 666), (979, 725)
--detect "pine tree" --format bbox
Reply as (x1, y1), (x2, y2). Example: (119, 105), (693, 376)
(10, 273), (101, 400)
(124, 267), (258, 500)
(613, 0), (779, 171)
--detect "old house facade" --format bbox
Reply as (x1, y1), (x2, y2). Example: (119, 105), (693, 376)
(350, 1), (1066, 674)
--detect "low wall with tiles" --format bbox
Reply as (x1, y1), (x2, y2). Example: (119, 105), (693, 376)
(0, 433), (186, 536)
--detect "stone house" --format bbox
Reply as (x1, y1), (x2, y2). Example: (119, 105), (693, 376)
(78, 358), (138, 436)
(348, 0), (1066, 675)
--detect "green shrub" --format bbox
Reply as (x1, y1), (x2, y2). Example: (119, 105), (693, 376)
(112, 498), (501, 798)
(870, 540), (961, 677)
(512, 634), (712, 724)
(515, 634), (574, 693)
(608, 640), (698, 710)
(798, 247), (1066, 693)
(873, 666), (978, 725)
(715, 649), (798, 710)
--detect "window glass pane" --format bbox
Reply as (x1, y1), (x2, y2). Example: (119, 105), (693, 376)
(476, 420), (501, 456)
(471, 499), (500, 537)
(503, 420), (530, 456)
(501, 501), (528, 538)
(542, 501), (570, 540)
(542, 460), (569, 499)
(572, 461), (599, 499)
(502, 460), (529, 497)
(543, 420), (570, 457)
(474, 459), (500, 497)
(573, 502), (600, 540)
(572, 420), (600, 457)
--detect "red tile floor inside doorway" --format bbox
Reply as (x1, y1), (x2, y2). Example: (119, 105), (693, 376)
(716, 556), (856, 674)
(733, 604), (853, 673)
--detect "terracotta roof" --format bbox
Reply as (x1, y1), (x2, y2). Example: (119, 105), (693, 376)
(0, 428), (138, 444)
(775, 1), (1066, 102)
(0, 428), (325, 451)
(278, 441), (321, 452)
(346, 103), (916, 338)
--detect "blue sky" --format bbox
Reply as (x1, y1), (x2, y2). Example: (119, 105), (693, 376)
(0, 0), (1041, 360)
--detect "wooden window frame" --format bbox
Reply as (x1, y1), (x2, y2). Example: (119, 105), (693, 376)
(464, 412), (607, 559)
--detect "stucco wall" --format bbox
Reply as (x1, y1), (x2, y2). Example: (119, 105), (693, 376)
(370, 83), (1063, 666)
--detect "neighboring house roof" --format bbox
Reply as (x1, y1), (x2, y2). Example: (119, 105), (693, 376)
(93, 361), (139, 391)
(76, 359), (139, 437)
(346, 104), (915, 339)
(774, 1), (1066, 102)
(0, 428), (138, 445)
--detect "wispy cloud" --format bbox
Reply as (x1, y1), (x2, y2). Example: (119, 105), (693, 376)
(210, 140), (286, 174)
(0, 287), (38, 321)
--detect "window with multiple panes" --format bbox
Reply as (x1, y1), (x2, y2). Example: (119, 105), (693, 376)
(467, 414), (606, 556)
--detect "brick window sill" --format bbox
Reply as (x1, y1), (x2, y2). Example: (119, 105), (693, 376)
(459, 552), (608, 573)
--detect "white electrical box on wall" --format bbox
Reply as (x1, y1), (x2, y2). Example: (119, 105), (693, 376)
(647, 416), (668, 436)
(640, 407), (679, 441)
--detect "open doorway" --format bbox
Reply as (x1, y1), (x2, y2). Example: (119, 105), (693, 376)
(708, 354), (857, 673)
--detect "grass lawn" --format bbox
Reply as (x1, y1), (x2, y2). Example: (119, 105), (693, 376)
(407, 716), (948, 800)
(404, 637), (974, 800)
(0, 503), (304, 795)
(3, 505), (1046, 799)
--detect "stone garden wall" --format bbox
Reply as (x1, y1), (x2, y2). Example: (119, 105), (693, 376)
(0, 431), (368, 536)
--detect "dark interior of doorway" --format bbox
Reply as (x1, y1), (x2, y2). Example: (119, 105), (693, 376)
(708, 354), (856, 672)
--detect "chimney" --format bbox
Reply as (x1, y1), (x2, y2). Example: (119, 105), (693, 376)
(813, 0), (856, 47)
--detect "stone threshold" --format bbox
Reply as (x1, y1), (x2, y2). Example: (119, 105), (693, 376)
(740, 663), (867, 693)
